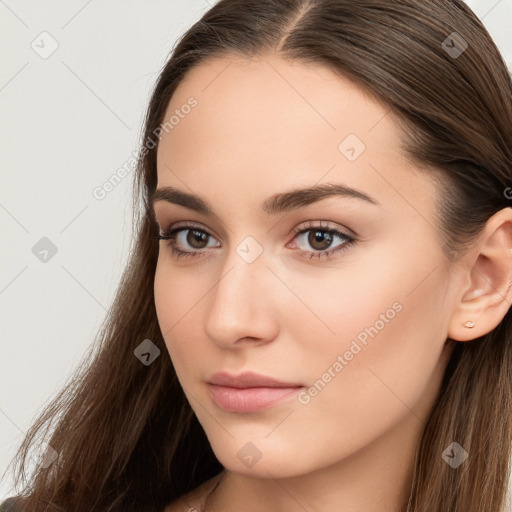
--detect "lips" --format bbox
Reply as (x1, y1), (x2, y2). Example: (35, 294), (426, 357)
(206, 371), (304, 413)
(207, 371), (302, 388)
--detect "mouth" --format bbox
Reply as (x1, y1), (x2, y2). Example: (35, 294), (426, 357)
(207, 384), (303, 413)
(206, 371), (304, 413)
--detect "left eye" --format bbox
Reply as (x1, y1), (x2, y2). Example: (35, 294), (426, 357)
(291, 227), (352, 252)
(157, 222), (357, 261)
(287, 224), (356, 260)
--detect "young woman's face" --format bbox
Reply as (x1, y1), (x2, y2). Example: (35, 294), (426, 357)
(153, 54), (459, 478)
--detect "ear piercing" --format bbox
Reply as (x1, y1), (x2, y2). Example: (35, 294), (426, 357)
(464, 321), (475, 328)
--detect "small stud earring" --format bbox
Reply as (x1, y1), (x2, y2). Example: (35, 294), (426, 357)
(464, 321), (475, 328)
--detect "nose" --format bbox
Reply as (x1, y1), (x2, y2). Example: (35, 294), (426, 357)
(204, 244), (280, 349)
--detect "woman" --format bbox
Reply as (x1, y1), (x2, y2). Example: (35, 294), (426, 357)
(2, 0), (512, 511)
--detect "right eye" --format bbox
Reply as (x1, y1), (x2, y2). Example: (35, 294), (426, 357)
(157, 223), (221, 259)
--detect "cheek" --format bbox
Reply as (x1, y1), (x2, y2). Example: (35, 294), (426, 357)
(153, 257), (212, 378)
(154, 258), (176, 335)
(284, 247), (449, 419)
(306, 268), (446, 408)
(254, 289), (445, 474)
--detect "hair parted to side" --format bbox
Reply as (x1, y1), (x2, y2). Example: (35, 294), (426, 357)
(3, 1), (512, 511)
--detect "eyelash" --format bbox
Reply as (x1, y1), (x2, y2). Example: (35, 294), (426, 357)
(155, 220), (357, 261)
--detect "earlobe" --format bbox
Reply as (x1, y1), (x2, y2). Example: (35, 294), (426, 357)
(447, 208), (512, 342)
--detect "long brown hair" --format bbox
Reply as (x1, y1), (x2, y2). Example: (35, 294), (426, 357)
(4, 1), (512, 510)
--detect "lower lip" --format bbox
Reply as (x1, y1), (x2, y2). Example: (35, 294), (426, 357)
(207, 384), (302, 413)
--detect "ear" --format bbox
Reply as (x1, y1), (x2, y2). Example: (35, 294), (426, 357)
(448, 207), (512, 342)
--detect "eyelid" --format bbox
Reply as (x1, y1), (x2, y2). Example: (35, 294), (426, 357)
(159, 219), (357, 239)
(159, 220), (220, 239)
(289, 219), (357, 238)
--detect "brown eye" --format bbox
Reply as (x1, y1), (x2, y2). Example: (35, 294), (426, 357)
(157, 224), (221, 260)
(187, 229), (209, 249)
(307, 229), (334, 251)
(290, 222), (357, 261)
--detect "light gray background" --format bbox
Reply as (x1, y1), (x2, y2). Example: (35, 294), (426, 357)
(1, 0), (511, 501)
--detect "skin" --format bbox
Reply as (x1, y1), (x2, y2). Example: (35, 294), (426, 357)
(153, 53), (512, 512)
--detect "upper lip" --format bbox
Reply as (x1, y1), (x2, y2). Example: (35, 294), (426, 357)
(207, 371), (302, 389)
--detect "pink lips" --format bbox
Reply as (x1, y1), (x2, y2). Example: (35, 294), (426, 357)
(206, 371), (304, 413)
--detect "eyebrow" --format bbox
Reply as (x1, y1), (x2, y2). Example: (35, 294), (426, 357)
(148, 182), (379, 217)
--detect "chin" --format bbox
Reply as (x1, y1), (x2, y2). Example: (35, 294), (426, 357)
(205, 433), (318, 479)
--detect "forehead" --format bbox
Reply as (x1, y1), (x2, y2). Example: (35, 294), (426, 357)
(156, 54), (438, 222)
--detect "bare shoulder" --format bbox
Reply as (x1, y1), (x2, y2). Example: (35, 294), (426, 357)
(163, 472), (224, 512)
